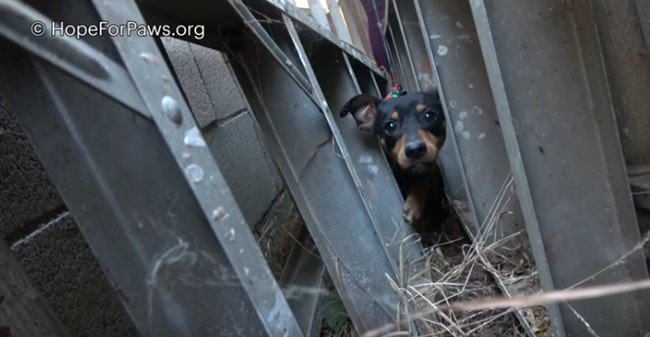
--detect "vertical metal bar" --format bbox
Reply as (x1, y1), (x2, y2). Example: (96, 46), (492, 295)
(0, 0), (147, 117)
(78, 0), (304, 335)
(338, 50), (420, 275)
(408, 1), (465, 203)
(634, 0), (650, 55)
(390, 0), (435, 92)
(341, 51), (362, 93)
(409, 0), (481, 233)
(283, 15), (421, 280)
(386, 18), (416, 91)
(389, 0), (420, 92)
(224, 4), (414, 333)
(469, 0), (650, 336)
(221, 0), (317, 101)
(590, 0), (650, 182)
(370, 71), (383, 97)
(337, 0), (371, 53)
(0, 240), (71, 337)
(225, 42), (398, 334)
(281, 22), (427, 333)
(344, 49), (384, 98)
(0, 47), (298, 337)
(307, 0), (330, 30)
(385, 24), (406, 82)
(324, 0), (352, 44)
(408, 2), (538, 334)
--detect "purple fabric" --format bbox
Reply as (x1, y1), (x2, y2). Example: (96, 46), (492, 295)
(359, 0), (390, 72)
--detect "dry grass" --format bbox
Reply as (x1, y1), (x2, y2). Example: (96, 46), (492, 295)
(387, 217), (535, 337)
(364, 173), (650, 337)
(322, 320), (358, 337)
(380, 174), (541, 336)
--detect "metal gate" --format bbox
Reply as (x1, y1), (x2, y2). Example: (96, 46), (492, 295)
(1, 0), (650, 336)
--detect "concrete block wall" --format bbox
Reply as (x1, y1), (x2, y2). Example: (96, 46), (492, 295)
(0, 96), (139, 337)
(0, 97), (63, 240)
(161, 37), (284, 226)
(1, 39), (298, 336)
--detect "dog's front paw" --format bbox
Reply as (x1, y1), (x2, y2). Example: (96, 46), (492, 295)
(403, 195), (424, 223)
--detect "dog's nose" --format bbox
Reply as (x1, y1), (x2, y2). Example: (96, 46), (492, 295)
(404, 141), (427, 159)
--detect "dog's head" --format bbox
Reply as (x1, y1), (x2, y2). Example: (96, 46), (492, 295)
(340, 91), (446, 174)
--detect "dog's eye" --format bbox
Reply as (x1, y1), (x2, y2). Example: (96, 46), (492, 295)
(423, 110), (436, 123)
(385, 121), (397, 133)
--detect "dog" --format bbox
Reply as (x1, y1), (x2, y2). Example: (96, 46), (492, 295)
(340, 90), (448, 240)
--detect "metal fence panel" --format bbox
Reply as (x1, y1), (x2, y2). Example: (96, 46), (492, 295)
(469, 0), (650, 335)
(223, 8), (418, 332)
(0, 0), (306, 334)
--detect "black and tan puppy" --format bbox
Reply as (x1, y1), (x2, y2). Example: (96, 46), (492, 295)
(340, 91), (448, 238)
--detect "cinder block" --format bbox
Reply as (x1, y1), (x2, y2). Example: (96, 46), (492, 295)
(204, 111), (283, 226)
(162, 38), (247, 127)
(189, 43), (247, 119)
(0, 95), (64, 238)
(11, 213), (139, 337)
(161, 37), (218, 128)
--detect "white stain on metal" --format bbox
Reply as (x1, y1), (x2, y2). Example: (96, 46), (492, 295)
(267, 290), (290, 333)
(478, 133), (486, 140)
(226, 228), (236, 242)
(456, 21), (464, 29)
(429, 33), (441, 40)
(449, 100), (457, 108)
(471, 106), (483, 115)
(459, 111), (468, 119)
(148, 238), (188, 287)
(184, 164), (204, 183)
(417, 73), (435, 88)
(359, 155), (373, 164)
(455, 120), (465, 133)
(139, 52), (158, 65)
(437, 45), (448, 56)
(462, 131), (471, 139)
(367, 164), (379, 175)
(183, 127), (206, 147)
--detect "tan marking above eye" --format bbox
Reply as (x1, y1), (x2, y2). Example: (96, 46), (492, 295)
(416, 104), (428, 113)
(390, 111), (399, 120)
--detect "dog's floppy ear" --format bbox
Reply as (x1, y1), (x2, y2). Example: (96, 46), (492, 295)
(339, 94), (381, 131)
